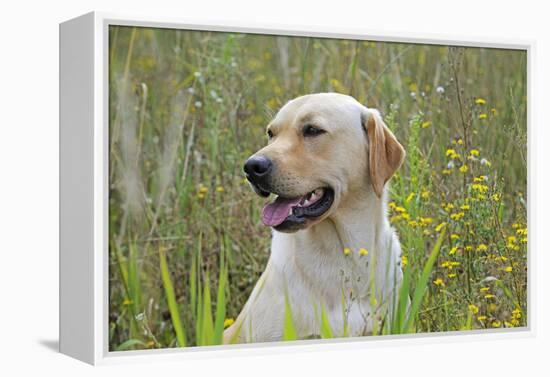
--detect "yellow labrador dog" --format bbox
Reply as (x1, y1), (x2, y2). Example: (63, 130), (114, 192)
(224, 93), (406, 343)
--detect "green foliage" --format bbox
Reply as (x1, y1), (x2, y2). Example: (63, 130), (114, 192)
(283, 295), (298, 341)
(319, 304), (334, 339)
(159, 246), (186, 347)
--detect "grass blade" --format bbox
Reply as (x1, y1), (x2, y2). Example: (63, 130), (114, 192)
(320, 303), (334, 339)
(115, 339), (146, 351)
(200, 272), (215, 345)
(283, 294), (297, 341)
(213, 251), (227, 344)
(404, 228), (446, 333)
(190, 251), (197, 318)
(159, 246), (187, 347)
(392, 263), (412, 334)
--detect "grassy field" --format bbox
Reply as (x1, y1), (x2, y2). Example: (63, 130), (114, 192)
(108, 26), (527, 350)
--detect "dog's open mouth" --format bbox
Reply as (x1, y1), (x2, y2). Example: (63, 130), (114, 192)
(261, 187), (335, 230)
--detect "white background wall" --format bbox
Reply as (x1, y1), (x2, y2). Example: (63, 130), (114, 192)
(0, 0), (548, 375)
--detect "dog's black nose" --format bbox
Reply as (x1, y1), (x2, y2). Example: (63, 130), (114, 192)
(244, 156), (273, 180)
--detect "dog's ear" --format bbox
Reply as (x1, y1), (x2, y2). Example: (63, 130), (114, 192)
(362, 109), (406, 198)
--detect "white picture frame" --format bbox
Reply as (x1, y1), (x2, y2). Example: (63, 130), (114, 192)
(59, 11), (534, 365)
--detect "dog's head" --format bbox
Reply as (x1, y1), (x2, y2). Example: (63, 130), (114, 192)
(244, 93), (405, 233)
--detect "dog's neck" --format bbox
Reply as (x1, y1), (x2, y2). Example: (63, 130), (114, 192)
(329, 189), (388, 252)
(270, 188), (398, 304)
(293, 188), (388, 257)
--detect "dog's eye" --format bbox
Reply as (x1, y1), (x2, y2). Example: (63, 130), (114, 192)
(303, 125), (326, 137)
(267, 129), (273, 139)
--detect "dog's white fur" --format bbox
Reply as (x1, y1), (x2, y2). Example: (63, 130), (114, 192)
(224, 93), (406, 343)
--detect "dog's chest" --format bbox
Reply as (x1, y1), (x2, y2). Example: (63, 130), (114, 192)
(271, 230), (392, 336)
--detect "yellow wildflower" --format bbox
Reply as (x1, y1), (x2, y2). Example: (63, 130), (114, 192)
(504, 266), (513, 273)
(197, 193), (206, 199)
(459, 165), (469, 173)
(457, 138), (464, 145)
(479, 113), (488, 119)
(421, 190), (430, 199)
(223, 318), (235, 328)
(441, 261), (460, 270)
(419, 217), (433, 226)
(477, 315), (487, 321)
(435, 222), (447, 232)
(460, 204), (471, 210)
(390, 215), (402, 224)
(444, 203), (455, 212)
(442, 169), (452, 175)
(216, 186), (225, 193)
(421, 121), (431, 129)
(433, 278), (445, 287)
(401, 255), (408, 267)
(468, 304), (479, 314)
(491, 108), (498, 115)
(492, 321), (502, 328)
(359, 248), (369, 256)
(477, 244), (488, 252)
(343, 247), (351, 256)
(480, 287), (490, 292)
(484, 294), (496, 299)
(450, 246), (459, 255)
(199, 185), (209, 194)
(395, 206), (406, 213)
(475, 98), (486, 105)
(406, 192), (415, 203)
(446, 149), (460, 159)
(450, 212), (465, 221)
(472, 184), (489, 193)
(451, 233), (460, 241)
(516, 228), (528, 236)
(448, 273), (457, 278)
(470, 149), (480, 156)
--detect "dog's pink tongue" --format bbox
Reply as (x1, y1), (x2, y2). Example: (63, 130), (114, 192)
(262, 196), (302, 227)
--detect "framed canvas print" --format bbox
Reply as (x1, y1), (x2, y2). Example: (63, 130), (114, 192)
(60, 12), (532, 365)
